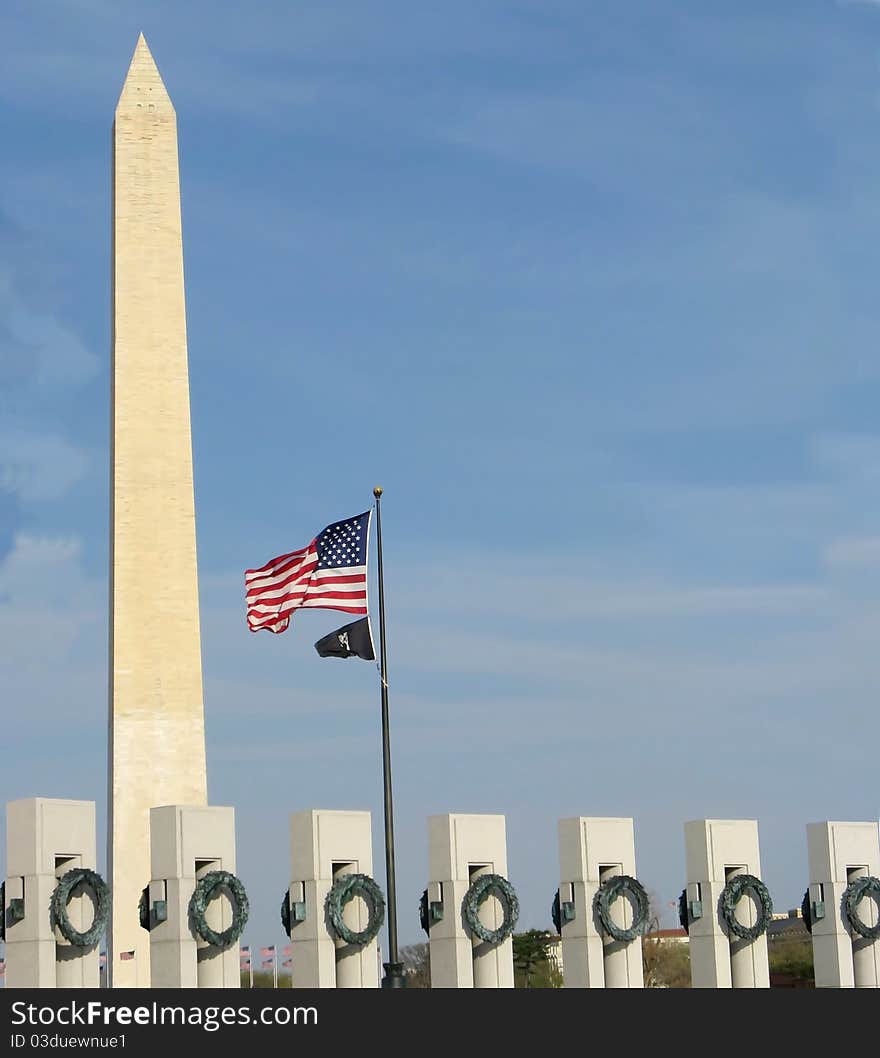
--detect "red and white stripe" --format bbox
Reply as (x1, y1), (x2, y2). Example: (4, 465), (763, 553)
(245, 540), (367, 633)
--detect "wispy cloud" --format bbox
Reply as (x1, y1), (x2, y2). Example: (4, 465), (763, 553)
(824, 536), (880, 566)
(0, 267), (98, 388)
(0, 431), (91, 501)
(0, 533), (105, 736)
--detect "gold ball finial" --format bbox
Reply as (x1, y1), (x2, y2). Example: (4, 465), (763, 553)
(373, 486), (383, 498)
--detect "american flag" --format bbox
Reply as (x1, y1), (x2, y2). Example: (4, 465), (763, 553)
(240, 945), (250, 955)
(119, 951), (135, 961)
(260, 946), (275, 958)
(245, 511), (371, 634)
(282, 959), (292, 968)
(282, 945), (292, 956)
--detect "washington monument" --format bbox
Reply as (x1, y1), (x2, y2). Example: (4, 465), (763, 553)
(109, 34), (207, 987)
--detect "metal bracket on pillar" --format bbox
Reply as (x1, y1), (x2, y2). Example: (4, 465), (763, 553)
(140, 880), (169, 931)
(428, 882), (444, 925)
(289, 882), (306, 926)
(420, 883), (445, 933)
(2, 880), (25, 939)
(149, 879), (168, 929)
(809, 883), (826, 924)
(5, 879), (26, 930)
(687, 882), (703, 922)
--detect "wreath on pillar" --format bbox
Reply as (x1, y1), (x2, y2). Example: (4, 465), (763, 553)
(843, 875), (880, 940)
(324, 873), (385, 947)
(718, 873), (773, 941)
(551, 889), (562, 935)
(461, 873), (519, 945)
(51, 868), (111, 949)
(593, 875), (650, 943)
(800, 888), (814, 934)
(678, 888), (691, 934)
(419, 889), (430, 936)
(281, 890), (292, 937)
(187, 870), (249, 949)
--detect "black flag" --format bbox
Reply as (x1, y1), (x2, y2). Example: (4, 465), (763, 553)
(314, 617), (375, 660)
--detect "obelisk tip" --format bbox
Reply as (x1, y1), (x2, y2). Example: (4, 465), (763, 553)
(116, 31), (173, 115)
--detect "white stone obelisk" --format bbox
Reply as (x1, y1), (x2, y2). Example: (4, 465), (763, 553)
(109, 34), (207, 988)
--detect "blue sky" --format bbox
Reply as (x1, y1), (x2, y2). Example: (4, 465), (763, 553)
(2, 0), (880, 960)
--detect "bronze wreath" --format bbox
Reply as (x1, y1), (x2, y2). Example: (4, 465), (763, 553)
(324, 873), (385, 946)
(593, 874), (650, 943)
(843, 875), (880, 940)
(718, 873), (773, 941)
(462, 873), (519, 945)
(51, 868), (110, 949)
(187, 870), (249, 949)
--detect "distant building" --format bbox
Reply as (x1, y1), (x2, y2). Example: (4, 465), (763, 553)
(646, 928), (688, 944)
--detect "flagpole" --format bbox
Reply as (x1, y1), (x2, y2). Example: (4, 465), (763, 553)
(373, 486), (405, 988)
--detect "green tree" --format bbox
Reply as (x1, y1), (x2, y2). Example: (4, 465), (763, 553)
(513, 929), (561, 988)
(768, 936), (813, 985)
(401, 942), (431, 988)
(240, 969), (292, 988)
(641, 897), (691, 988)
(642, 934), (691, 987)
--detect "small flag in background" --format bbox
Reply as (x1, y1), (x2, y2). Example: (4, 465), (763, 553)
(282, 945), (292, 957)
(260, 946), (275, 958)
(240, 945), (250, 955)
(282, 959), (292, 969)
(314, 616), (375, 661)
(246, 512), (371, 634)
(119, 951), (135, 961)
(241, 958), (251, 969)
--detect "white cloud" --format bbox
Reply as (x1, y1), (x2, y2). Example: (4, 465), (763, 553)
(0, 431), (91, 501)
(393, 563), (824, 621)
(810, 433), (880, 482)
(0, 534), (105, 735)
(824, 536), (880, 566)
(0, 268), (98, 387)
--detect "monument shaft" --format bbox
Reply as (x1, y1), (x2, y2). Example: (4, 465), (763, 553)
(109, 34), (207, 988)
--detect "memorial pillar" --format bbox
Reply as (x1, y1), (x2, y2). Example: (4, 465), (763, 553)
(806, 821), (880, 988)
(286, 810), (380, 988)
(557, 817), (644, 988)
(426, 814), (515, 988)
(684, 819), (770, 988)
(4, 798), (101, 989)
(147, 805), (241, 988)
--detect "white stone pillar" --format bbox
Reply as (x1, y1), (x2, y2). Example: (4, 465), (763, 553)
(287, 809), (380, 988)
(684, 819), (770, 988)
(557, 817), (644, 988)
(148, 805), (241, 988)
(807, 821), (880, 988)
(4, 798), (101, 989)
(426, 814), (515, 988)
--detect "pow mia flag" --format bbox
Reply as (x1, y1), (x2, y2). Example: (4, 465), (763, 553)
(314, 617), (375, 661)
